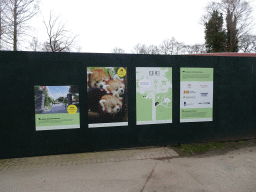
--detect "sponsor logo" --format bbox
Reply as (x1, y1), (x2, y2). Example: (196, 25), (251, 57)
(184, 90), (196, 94)
(200, 85), (208, 88)
(198, 102), (210, 104)
(184, 102), (193, 106)
(117, 68), (126, 77)
(183, 96), (196, 99)
(200, 93), (208, 97)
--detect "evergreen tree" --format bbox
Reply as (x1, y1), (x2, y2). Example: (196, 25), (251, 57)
(69, 85), (79, 95)
(205, 10), (226, 53)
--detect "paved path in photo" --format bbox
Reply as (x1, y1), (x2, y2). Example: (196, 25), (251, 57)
(42, 103), (80, 114)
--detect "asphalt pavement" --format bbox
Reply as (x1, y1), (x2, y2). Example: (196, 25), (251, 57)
(0, 146), (256, 192)
(42, 103), (80, 114)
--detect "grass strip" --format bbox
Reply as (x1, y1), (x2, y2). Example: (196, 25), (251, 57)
(173, 142), (224, 156)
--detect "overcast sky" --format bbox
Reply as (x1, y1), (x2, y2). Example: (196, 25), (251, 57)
(47, 86), (70, 100)
(30, 0), (256, 53)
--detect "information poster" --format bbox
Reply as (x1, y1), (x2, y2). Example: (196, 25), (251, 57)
(35, 85), (80, 131)
(180, 68), (213, 122)
(87, 67), (128, 128)
(136, 67), (172, 125)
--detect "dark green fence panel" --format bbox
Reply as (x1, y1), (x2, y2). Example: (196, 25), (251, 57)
(1, 51), (256, 159)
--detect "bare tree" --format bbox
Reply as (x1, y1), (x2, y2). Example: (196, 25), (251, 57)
(169, 37), (177, 55)
(0, 0), (7, 50)
(138, 44), (148, 54)
(185, 45), (194, 54)
(201, 0), (254, 36)
(159, 39), (169, 54)
(158, 37), (179, 55)
(131, 43), (141, 54)
(131, 43), (159, 54)
(226, 2), (239, 52)
(42, 10), (79, 52)
(223, 0), (254, 38)
(29, 36), (40, 51)
(238, 33), (256, 52)
(147, 45), (159, 54)
(159, 38), (171, 55)
(191, 45), (200, 54)
(76, 46), (82, 52)
(185, 44), (206, 54)
(199, 44), (207, 53)
(131, 40), (205, 55)
(131, 43), (147, 54)
(111, 47), (125, 53)
(253, 38), (256, 53)
(1, 0), (40, 51)
(199, 0), (222, 26)
(175, 42), (186, 54)
(201, 0), (255, 52)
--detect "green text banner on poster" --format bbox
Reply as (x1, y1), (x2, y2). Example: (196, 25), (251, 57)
(136, 67), (172, 125)
(180, 68), (213, 122)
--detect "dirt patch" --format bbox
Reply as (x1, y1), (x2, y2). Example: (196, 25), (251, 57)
(170, 138), (256, 158)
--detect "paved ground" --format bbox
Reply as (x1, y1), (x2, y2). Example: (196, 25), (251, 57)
(0, 147), (178, 171)
(0, 146), (256, 192)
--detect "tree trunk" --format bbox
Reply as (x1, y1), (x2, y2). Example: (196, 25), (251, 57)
(226, 8), (238, 52)
(13, 0), (17, 51)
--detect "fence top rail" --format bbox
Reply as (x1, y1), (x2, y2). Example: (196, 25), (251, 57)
(186, 52), (256, 57)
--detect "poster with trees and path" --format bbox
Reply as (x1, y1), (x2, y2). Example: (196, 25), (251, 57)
(34, 85), (80, 131)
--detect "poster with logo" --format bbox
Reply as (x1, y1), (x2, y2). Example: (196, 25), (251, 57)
(87, 67), (128, 128)
(35, 85), (80, 131)
(136, 67), (172, 125)
(180, 68), (213, 122)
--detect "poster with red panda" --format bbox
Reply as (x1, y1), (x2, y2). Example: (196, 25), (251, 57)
(87, 67), (128, 128)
